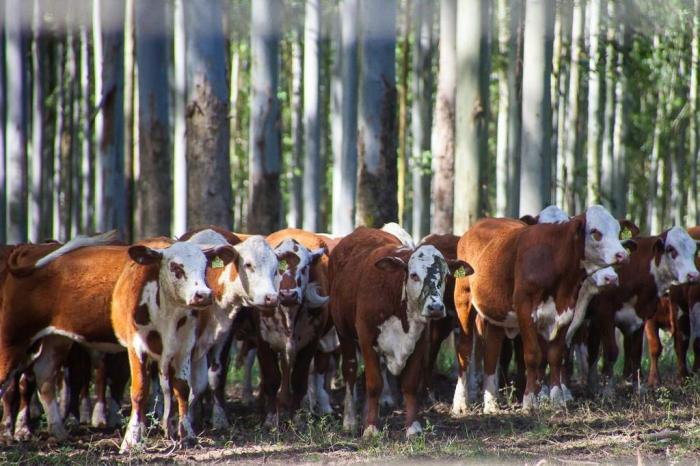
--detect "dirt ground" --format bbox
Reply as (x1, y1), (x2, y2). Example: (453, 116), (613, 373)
(2, 372), (700, 465)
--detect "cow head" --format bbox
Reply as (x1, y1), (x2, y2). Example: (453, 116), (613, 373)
(589, 265), (619, 288)
(375, 245), (473, 321)
(274, 239), (327, 308)
(232, 236), (280, 310)
(581, 205), (633, 273)
(651, 227), (700, 294)
(128, 242), (236, 309)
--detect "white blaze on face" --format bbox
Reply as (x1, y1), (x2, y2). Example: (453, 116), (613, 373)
(404, 245), (448, 319)
(583, 205), (627, 272)
(159, 242), (212, 307)
(650, 227), (700, 295)
(538, 205), (569, 224)
(235, 236), (279, 307)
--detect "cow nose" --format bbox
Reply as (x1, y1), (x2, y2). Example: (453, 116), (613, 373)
(604, 274), (618, 286)
(279, 289), (299, 306)
(425, 303), (446, 320)
(190, 290), (212, 307)
(614, 251), (628, 264)
(687, 271), (700, 283)
(264, 293), (279, 307)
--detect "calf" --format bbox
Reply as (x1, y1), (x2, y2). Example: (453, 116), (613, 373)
(330, 225), (470, 437)
(587, 227), (700, 393)
(452, 205), (631, 414)
(256, 228), (331, 425)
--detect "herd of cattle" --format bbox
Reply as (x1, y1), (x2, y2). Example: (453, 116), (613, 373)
(0, 203), (699, 452)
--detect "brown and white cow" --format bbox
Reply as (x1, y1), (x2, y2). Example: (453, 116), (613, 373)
(586, 226), (700, 395)
(181, 227), (280, 429)
(254, 228), (332, 425)
(452, 205), (632, 414)
(330, 224), (471, 437)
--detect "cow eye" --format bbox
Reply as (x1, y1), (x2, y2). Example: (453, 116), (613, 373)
(591, 229), (602, 241)
(409, 272), (420, 282)
(666, 246), (678, 259)
(169, 263), (185, 280)
(245, 262), (253, 270)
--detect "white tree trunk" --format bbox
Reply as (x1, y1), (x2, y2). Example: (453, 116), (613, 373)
(288, 28), (304, 229)
(303, 0), (322, 231)
(585, 0), (604, 206)
(600, 0), (615, 210)
(172, 0), (187, 236)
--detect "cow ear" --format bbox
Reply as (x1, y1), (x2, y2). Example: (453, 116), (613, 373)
(204, 245), (238, 266)
(447, 259), (474, 278)
(519, 215), (538, 225)
(622, 239), (638, 253)
(309, 247), (326, 265)
(618, 219), (640, 238)
(374, 256), (408, 272)
(128, 245), (163, 266)
(572, 216), (586, 238)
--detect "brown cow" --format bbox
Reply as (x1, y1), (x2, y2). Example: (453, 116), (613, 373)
(586, 227), (699, 396)
(330, 224), (470, 437)
(452, 205), (632, 414)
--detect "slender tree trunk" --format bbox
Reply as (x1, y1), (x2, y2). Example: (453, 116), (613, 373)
(172, 0), (187, 235)
(611, 0), (630, 218)
(302, 0), (322, 231)
(53, 42), (65, 240)
(398, 1), (411, 230)
(249, 0), (282, 234)
(454, 0), (490, 232)
(431, 0), (456, 234)
(519, 0), (554, 216)
(689, 0), (700, 225)
(5, 0), (29, 243)
(288, 27), (303, 229)
(600, 0), (615, 209)
(648, 91), (664, 233)
(80, 17), (93, 234)
(356, 0), (398, 227)
(563, 0), (585, 214)
(411, 0), (434, 241)
(555, 1), (572, 208)
(136, 0), (172, 238)
(585, 0), (604, 206)
(68, 32), (80, 238)
(0, 18), (5, 244)
(123, 0), (136, 241)
(508, 0), (524, 218)
(332, 0), (359, 235)
(93, 0), (126, 236)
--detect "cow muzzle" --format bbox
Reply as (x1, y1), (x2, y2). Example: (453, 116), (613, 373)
(422, 302), (446, 320)
(189, 290), (213, 308)
(278, 289), (301, 306)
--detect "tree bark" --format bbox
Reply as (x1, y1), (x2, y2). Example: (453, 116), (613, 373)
(93, 0), (126, 236)
(689, 0), (700, 225)
(172, 0), (187, 235)
(555, 0), (572, 208)
(332, 0), (359, 235)
(432, 0), (457, 234)
(303, 0), (322, 231)
(0, 17), (5, 244)
(248, 0), (282, 234)
(136, 0), (172, 238)
(79, 16), (93, 234)
(454, 0), (491, 232)
(600, 0), (616, 210)
(5, 0), (30, 243)
(411, 0), (435, 241)
(288, 26), (304, 229)
(398, 1), (411, 229)
(586, 0), (604, 206)
(519, 0), (554, 216)
(356, 0), (398, 228)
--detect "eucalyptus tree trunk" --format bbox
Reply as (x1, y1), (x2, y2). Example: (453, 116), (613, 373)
(411, 0), (435, 241)
(5, 0), (29, 243)
(550, 0), (567, 201)
(332, 0), (359, 235)
(136, 0), (172, 238)
(0, 21), (5, 244)
(123, 0), (136, 241)
(184, 0), (232, 230)
(519, 0), (554, 216)
(302, 0), (322, 231)
(249, 0), (282, 234)
(454, 0), (490, 232)
(563, 0), (585, 214)
(431, 0), (456, 234)
(600, 0), (615, 209)
(585, 0), (604, 206)
(611, 0), (630, 218)
(689, 0), (700, 225)
(53, 42), (65, 240)
(288, 27), (303, 229)
(67, 33), (80, 239)
(397, 1), (411, 229)
(172, 0), (187, 235)
(80, 17), (93, 234)
(555, 0), (572, 207)
(93, 0), (126, 236)
(356, 0), (398, 228)
(648, 89), (664, 234)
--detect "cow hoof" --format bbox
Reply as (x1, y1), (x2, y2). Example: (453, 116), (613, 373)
(342, 415), (357, 432)
(549, 386), (566, 409)
(211, 404), (230, 430)
(50, 423), (69, 442)
(522, 393), (537, 413)
(264, 413), (279, 429)
(406, 421), (422, 438)
(362, 425), (379, 438)
(92, 401), (107, 428)
(561, 384), (574, 402)
(483, 391), (499, 415)
(538, 385), (550, 403)
(451, 378), (470, 416)
(13, 426), (32, 442)
(79, 398), (92, 425)
(120, 419), (145, 453)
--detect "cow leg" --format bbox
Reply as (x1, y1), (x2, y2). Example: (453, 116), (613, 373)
(1, 376), (18, 443)
(515, 299), (544, 413)
(106, 352), (130, 427)
(340, 339), (358, 432)
(469, 318), (485, 403)
(360, 344), (382, 437)
(289, 343), (316, 418)
(172, 376), (195, 448)
(482, 323), (505, 414)
(645, 320), (662, 388)
(693, 336), (700, 373)
(498, 337), (513, 393)
(426, 316), (453, 401)
(452, 304), (474, 415)
(241, 345), (257, 405)
(207, 336), (232, 429)
(598, 317), (619, 398)
(257, 340), (281, 427)
(120, 349), (150, 453)
(13, 372), (34, 441)
(546, 333), (566, 408)
(307, 351), (333, 415)
(379, 366), (397, 409)
(512, 336), (526, 402)
(627, 328), (645, 391)
(33, 336), (72, 441)
(622, 331), (633, 380)
(400, 329), (429, 438)
(188, 355), (209, 430)
(158, 363), (174, 437)
(91, 353), (108, 428)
